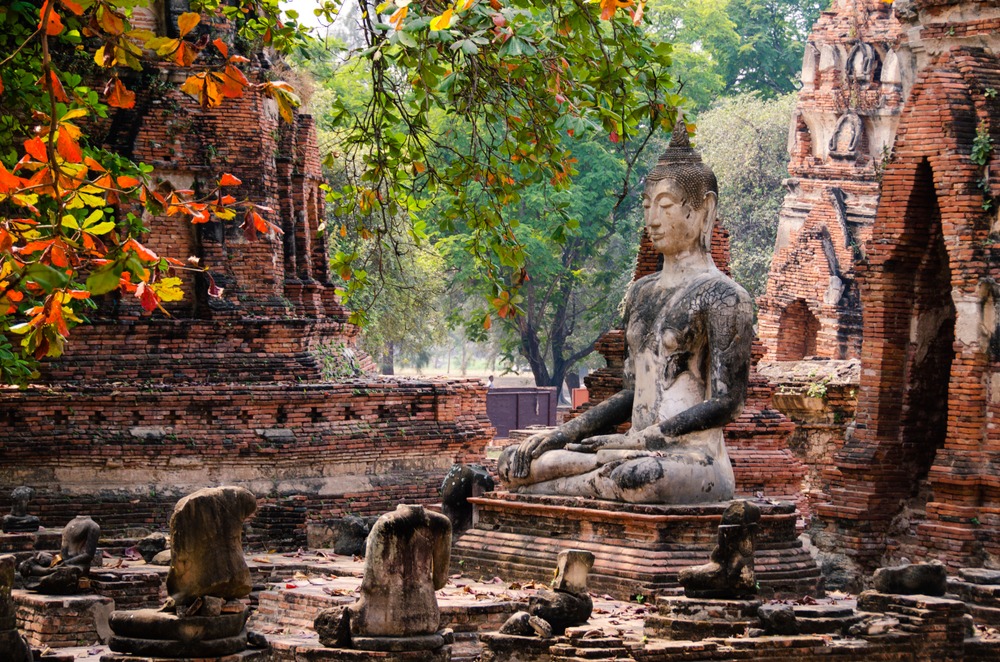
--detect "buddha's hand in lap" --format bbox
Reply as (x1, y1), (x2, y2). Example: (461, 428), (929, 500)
(510, 428), (569, 478)
(565, 434), (631, 453)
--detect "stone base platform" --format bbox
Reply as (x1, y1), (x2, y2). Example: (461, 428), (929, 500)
(14, 590), (113, 647)
(451, 494), (822, 599)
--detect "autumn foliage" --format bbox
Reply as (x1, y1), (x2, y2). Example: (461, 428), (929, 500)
(0, 0), (302, 385)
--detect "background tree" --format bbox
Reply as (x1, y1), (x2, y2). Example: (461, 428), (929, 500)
(441, 135), (642, 388)
(693, 91), (796, 301)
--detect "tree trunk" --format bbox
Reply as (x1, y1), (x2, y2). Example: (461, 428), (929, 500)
(460, 342), (468, 375)
(565, 371), (581, 391)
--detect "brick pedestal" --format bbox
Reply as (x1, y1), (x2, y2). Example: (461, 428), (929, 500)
(451, 493), (822, 600)
(14, 590), (114, 647)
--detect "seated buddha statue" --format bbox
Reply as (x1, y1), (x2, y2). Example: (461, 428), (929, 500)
(498, 118), (752, 504)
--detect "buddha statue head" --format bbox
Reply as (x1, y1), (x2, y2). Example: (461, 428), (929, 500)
(643, 116), (719, 256)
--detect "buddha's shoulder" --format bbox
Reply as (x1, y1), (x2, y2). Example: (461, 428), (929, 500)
(629, 269), (751, 306)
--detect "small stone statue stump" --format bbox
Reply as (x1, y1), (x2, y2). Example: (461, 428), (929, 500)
(483, 549), (594, 662)
(873, 562), (947, 596)
(107, 486), (257, 658)
(527, 549), (595, 634)
(18, 515), (100, 594)
(440, 464), (494, 535)
(313, 504), (454, 657)
(678, 500), (760, 599)
(2, 487), (40, 534)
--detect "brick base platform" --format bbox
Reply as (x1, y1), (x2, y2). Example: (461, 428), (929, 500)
(100, 652), (265, 662)
(451, 493), (823, 600)
(266, 642), (452, 662)
(14, 590), (114, 647)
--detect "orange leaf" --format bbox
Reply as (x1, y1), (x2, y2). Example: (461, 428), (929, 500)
(64, 290), (90, 299)
(24, 137), (48, 162)
(107, 78), (136, 109)
(218, 65), (248, 98)
(483, 314), (492, 330)
(84, 156), (106, 173)
(177, 12), (200, 38)
(599, 0), (616, 20)
(213, 37), (228, 58)
(38, 70), (69, 103)
(117, 175), (140, 188)
(56, 128), (82, 163)
(218, 173), (241, 186)
(125, 238), (158, 262)
(96, 4), (124, 35)
(339, 224), (347, 238)
(220, 194), (236, 204)
(39, 1), (64, 35)
(61, 0), (84, 15)
(430, 7), (453, 30)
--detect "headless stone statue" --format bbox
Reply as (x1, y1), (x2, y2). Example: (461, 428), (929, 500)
(166, 486), (256, 608)
(351, 504), (452, 639)
(2, 487), (40, 533)
(499, 117), (752, 504)
(108, 486), (257, 658)
(316, 504), (453, 652)
(18, 515), (99, 594)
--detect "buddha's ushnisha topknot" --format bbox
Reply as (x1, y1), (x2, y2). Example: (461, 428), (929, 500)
(645, 115), (718, 211)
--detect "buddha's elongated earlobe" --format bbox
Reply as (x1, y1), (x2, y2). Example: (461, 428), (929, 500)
(701, 191), (718, 253)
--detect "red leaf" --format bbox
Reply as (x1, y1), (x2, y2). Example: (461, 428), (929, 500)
(38, 70), (69, 103)
(609, 130), (620, 143)
(206, 272), (224, 298)
(218, 173), (241, 186)
(61, 0), (84, 15)
(135, 281), (159, 312)
(0, 73), (4, 95)
(56, 128), (82, 163)
(242, 210), (257, 241)
(125, 238), (158, 262)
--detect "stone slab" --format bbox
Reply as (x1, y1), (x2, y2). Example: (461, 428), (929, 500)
(452, 493), (822, 600)
(479, 632), (555, 662)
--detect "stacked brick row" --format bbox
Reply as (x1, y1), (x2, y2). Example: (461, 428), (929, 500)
(14, 593), (114, 647)
(90, 572), (166, 610)
(758, 0), (902, 361)
(249, 496), (309, 551)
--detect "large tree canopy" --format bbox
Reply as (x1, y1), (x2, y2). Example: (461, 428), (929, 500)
(0, 0), (681, 385)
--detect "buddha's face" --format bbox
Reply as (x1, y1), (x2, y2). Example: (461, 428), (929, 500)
(642, 178), (705, 256)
